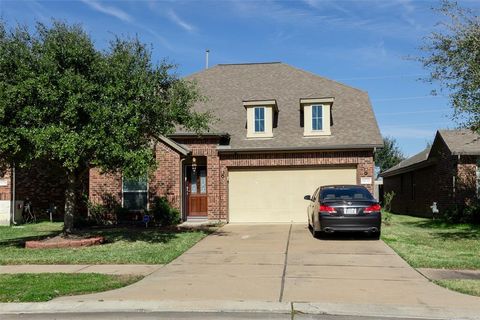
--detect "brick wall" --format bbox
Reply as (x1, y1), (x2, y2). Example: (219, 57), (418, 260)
(149, 142), (181, 209)
(89, 168), (122, 205)
(456, 155), (478, 206)
(383, 165), (437, 217)
(0, 169), (11, 201)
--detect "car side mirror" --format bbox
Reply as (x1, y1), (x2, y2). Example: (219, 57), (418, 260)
(304, 195), (311, 201)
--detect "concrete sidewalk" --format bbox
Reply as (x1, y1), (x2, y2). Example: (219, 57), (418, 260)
(0, 264), (162, 276)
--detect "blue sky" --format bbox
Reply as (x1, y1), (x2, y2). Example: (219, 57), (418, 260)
(2, 0), (478, 156)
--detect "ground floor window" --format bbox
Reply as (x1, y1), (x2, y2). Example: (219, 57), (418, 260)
(122, 175), (148, 210)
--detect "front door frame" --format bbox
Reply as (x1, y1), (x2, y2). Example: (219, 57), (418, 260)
(184, 164), (208, 219)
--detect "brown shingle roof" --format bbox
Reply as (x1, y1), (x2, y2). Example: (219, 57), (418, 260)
(381, 147), (431, 177)
(183, 62), (382, 151)
(439, 129), (480, 155)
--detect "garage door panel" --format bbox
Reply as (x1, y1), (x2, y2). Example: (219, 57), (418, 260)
(228, 167), (357, 223)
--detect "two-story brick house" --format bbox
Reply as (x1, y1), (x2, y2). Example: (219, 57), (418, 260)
(89, 62), (382, 223)
(0, 62), (383, 225)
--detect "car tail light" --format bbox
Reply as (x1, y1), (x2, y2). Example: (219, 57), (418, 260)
(319, 205), (337, 214)
(364, 204), (381, 214)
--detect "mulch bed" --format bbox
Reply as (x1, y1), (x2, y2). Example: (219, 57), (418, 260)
(25, 235), (105, 249)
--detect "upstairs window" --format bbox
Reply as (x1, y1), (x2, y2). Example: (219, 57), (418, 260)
(312, 105), (323, 131)
(122, 175), (148, 211)
(243, 100), (276, 138)
(300, 97), (333, 137)
(254, 107), (265, 133)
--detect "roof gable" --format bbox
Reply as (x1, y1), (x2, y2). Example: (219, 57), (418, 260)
(184, 62), (382, 151)
(438, 129), (480, 155)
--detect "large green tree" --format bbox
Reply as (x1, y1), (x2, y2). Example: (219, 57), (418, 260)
(375, 137), (405, 173)
(418, 0), (480, 131)
(0, 21), (209, 233)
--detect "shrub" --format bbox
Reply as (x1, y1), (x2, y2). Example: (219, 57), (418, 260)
(382, 211), (393, 225)
(84, 195), (126, 226)
(463, 202), (480, 224)
(441, 201), (480, 224)
(383, 191), (395, 212)
(381, 191), (395, 225)
(148, 196), (181, 226)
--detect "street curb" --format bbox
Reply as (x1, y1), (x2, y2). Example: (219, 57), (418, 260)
(0, 300), (291, 315)
(1, 300), (480, 319)
(294, 302), (480, 320)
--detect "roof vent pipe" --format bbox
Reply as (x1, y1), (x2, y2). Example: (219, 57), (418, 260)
(205, 49), (209, 69)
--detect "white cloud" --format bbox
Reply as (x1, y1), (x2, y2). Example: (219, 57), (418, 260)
(167, 10), (195, 32)
(80, 0), (132, 23)
(302, 0), (351, 14)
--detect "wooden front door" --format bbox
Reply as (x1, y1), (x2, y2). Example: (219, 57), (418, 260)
(186, 165), (208, 217)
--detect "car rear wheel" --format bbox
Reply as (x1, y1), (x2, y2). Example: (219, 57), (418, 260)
(370, 232), (381, 240)
(313, 230), (323, 239)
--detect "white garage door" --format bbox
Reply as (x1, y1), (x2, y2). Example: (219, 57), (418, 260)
(228, 167), (357, 223)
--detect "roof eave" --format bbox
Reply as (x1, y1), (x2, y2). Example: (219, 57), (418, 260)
(156, 135), (191, 156)
(169, 132), (230, 139)
(217, 144), (382, 153)
(451, 151), (480, 156)
(380, 159), (436, 178)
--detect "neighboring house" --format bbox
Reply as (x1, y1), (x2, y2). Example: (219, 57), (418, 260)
(0, 62), (383, 225)
(0, 162), (83, 225)
(91, 62), (382, 223)
(0, 169), (12, 225)
(381, 129), (480, 217)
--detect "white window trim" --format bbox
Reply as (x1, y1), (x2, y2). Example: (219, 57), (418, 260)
(303, 103), (331, 136)
(245, 105), (274, 138)
(121, 175), (149, 211)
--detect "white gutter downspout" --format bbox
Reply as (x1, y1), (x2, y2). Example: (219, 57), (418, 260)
(10, 164), (16, 225)
(179, 157), (186, 221)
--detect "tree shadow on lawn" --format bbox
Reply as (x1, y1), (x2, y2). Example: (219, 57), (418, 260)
(0, 232), (61, 248)
(0, 226), (214, 248)
(399, 219), (480, 241)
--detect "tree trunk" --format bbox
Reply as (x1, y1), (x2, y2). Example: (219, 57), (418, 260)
(64, 171), (77, 235)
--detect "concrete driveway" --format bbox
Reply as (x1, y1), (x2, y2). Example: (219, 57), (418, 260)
(57, 224), (480, 309)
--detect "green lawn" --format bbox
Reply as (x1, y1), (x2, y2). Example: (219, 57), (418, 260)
(0, 273), (141, 302)
(0, 222), (209, 265)
(381, 214), (480, 269)
(434, 280), (480, 297)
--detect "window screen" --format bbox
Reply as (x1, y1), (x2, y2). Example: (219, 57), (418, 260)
(123, 175), (148, 210)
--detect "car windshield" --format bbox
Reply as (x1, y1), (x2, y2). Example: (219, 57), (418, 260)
(320, 187), (373, 201)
